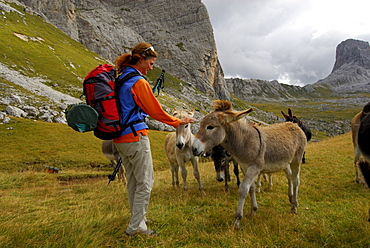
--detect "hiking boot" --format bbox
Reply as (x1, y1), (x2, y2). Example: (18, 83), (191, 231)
(125, 229), (157, 237)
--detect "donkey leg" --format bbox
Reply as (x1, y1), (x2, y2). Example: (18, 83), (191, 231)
(170, 164), (175, 188)
(354, 148), (361, 183)
(289, 162), (301, 214)
(178, 161), (188, 191)
(234, 165), (260, 230)
(224, 179), (229, 192)
(302, 152), (306, 164)
(226, 163), (231, 182)
(170, 164), (180, 188)
(224, 162), (230, 191)
(191, 157), (206, 195)
(233, 162), (240, 187)
(118, 164), (127, 185)
(249, 181), (258, 216)
(283, 166), (293, 204)
(256, 173), (262, 193)
(267, 174), (273, 191)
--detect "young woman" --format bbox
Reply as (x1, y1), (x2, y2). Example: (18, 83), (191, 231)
(114, 42), (194, 237)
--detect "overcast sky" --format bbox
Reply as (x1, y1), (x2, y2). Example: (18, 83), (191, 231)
(201, 0), (370, 86)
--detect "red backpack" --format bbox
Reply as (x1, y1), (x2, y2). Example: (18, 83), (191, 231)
(83, 64), (140, 140)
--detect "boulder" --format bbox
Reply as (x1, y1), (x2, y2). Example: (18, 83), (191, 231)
(5, 105), (27, 118)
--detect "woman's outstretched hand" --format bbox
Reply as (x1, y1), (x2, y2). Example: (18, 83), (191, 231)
(180, 117), (195, 125)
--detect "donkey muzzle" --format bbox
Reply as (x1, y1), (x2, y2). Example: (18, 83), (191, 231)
(216, 171), (225, 182)
(193, 147), (203, 156)
(176, 142), (184, 149)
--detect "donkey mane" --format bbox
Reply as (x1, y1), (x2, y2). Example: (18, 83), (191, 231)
(213, 100), (232, 112)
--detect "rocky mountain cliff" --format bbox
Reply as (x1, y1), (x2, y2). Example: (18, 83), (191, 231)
(314, 39), (370, 93)
(332, 39), (370, 72)
(15, 0), (229, 100)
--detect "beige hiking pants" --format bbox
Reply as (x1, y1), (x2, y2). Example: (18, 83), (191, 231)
(114, 134), (154, 234)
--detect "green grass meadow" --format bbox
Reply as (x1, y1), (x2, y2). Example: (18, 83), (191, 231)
(0, 117), (370, 247)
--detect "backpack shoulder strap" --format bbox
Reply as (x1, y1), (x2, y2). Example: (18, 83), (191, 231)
(115, 71), (145, 137)
(115, 71), (142, 87)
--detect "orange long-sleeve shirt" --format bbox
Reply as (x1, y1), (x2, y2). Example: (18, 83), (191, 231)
(114, 78), (180, 143)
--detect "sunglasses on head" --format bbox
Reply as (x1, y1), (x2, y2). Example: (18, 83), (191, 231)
(143, 46), (155, 53)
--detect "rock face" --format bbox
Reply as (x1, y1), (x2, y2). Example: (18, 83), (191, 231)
(332, 39), (370, 72)
(314, 39), (370, 93)
(15, 0), (229, 100)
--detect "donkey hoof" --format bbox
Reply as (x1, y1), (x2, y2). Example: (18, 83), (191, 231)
(233, 214), (243, 230)
(233, 221), (241, 230)
(233, 218), (242, 230)
(250, 210), (257, 217)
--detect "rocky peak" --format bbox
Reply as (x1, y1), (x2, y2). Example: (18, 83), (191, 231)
(332, 39), (370, 72)
(311, 38), (370, 94)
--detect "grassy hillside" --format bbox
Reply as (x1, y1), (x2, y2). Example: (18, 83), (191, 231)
(0, 117), (369, 247)
(0, 2), (106, 98)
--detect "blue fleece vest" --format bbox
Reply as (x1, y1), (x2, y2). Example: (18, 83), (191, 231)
(117, 66), (148, 136)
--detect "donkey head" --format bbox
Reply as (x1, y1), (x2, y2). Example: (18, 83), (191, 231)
(211, 144), (229, 182)
(193, 100), (253, 156)
(173, 109), (195, 150)
(281, 108), (303, 126)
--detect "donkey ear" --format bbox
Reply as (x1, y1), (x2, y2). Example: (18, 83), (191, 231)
(288, 108), (293, 117)
(281, 111), (289, 119)
(188, 109), (195, 116)
(238, 108), (253, 118)
(220, 108), (253, 124)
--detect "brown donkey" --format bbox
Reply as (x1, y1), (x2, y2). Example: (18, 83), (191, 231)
(192, 100), (307, 229)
